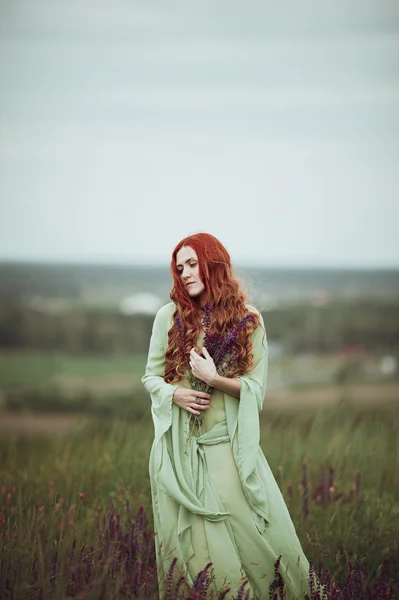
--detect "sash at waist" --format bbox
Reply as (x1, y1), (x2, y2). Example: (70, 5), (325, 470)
(157, 419), (230, 523)
(195, 420), (230, 445)
(189, 420), (229, 499)
(155, 418), (268, 564)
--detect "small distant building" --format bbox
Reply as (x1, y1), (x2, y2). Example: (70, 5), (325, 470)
(119, 293), (164, 316)
(379, 355), (397, 376)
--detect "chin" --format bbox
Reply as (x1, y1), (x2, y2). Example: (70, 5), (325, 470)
(187, 286), (205, 301)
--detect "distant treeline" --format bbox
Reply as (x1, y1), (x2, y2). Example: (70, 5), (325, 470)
(2, 262), (399, 303)
(0, 299), (398, 354)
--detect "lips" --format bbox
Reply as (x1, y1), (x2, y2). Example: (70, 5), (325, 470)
(187, 282), (195, 287)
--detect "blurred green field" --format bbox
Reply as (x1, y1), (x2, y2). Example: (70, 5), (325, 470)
(0, 350), (393, 392)
(1, 350), (397, 426)
(1, 402), (398, 598)
(0, 352), (147, 389)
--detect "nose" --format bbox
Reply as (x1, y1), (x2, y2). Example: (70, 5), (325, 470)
(182, 264), (192, 279)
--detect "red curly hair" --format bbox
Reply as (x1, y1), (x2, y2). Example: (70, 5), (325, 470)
(164, 233), (261, 384)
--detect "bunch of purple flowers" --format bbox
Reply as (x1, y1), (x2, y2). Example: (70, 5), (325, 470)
(174, 304), (256, 436)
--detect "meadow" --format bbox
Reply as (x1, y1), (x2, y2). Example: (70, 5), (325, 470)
(1, 398), (398, 599)
(1, 264), (398, 597)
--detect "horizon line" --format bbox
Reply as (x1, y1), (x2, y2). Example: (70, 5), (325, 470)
(0, 257), (398, 271)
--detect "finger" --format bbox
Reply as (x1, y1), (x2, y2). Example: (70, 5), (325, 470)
(188, 407), (201, 415)
(197, 397), (210, 404)
(193, 403), (209, 411)
(194, 397), (211, 404)
(190, 396), (210, 405)
(197, 392), (212, 399)
(192, 400), (209, 409)
(202, 347), (210, 357)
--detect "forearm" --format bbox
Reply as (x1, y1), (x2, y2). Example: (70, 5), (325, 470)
(142, 372), (178, 398)
(210, 373), (241, 399)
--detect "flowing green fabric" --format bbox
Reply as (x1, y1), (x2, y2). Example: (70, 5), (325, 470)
(141, 302), (310, 599)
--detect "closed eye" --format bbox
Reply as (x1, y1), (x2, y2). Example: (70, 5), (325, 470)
(177, 261), (197, 273)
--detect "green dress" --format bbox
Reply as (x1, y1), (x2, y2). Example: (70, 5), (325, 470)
(141, 302), (310, 599)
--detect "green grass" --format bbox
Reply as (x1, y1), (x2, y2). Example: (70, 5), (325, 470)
(0, 352), (147, 388)
(0, 351), (394, 393)
(0, 403), (398, 598)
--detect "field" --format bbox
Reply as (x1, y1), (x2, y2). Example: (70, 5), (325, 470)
(0, 349), (395, 408)
(1, 388), (398, 599)
(0, 353), (146, 390)
(0, 268), (398, 598)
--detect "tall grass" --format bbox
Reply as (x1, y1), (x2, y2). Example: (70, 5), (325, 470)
(1, 402), (398, 598)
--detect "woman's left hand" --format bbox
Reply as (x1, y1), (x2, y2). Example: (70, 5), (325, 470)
(189, 347), (217, 386)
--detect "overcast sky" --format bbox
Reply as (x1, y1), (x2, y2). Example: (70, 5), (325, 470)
(0, 0), (398, 267)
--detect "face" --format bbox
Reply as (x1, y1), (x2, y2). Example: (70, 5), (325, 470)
(175, 246), (206, 304)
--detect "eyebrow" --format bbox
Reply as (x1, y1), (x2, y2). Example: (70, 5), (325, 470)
(176, 257), (196, 268)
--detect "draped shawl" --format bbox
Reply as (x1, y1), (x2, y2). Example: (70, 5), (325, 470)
(141, 302), (269, 563)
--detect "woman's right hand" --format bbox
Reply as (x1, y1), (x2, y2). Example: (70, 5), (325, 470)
(172, 387), (211, 415)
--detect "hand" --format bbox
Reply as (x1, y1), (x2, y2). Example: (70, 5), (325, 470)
(172, 386), (211, 416)
(189, 347), (217, 386)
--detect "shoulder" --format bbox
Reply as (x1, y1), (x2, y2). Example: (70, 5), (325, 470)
(153, 302), (176, 330)
(155, 301), (176, 320)
(245, 303), (262, 323)
(152, 302), (176, 346)
(245, 303), (266, 334)
(245, 303), (260, 315)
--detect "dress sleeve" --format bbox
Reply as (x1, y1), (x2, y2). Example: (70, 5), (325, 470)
(235, 312), (268, 481)
(141, 305), (180, 441)
(237, 312), (268, 411)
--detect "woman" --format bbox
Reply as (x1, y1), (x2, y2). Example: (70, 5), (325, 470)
(141, 233), (310, 599)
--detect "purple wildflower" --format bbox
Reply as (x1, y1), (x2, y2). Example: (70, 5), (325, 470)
(31, 555), (38, 582)
(269, 555), (285, 600)
(192, 561), (213, 597)
(50, 551), (58, 587)
(165, 557), (178, 599)
(217, 587), (232, 600)
(201, 302), (211, 332)
(175, 575), (186, 598)
(174, 313), (185, 344)
(234, 579), (249, 600)
(201, 332), (223, 360)
(176, 309), (256, 438)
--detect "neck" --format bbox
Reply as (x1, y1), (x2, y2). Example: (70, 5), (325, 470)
(194, 293), (207, 308)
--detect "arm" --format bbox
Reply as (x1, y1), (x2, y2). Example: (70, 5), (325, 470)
(236, 314), (268, 411)
(142, 304), (211, 416)
(141, 305), (180, 416)
(189, 314), (267, 403)
(189, 346), (240, 398)
(209, 372), (240, 399)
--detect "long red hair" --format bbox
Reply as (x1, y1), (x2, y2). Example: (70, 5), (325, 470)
(164, 233), (261, 384)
